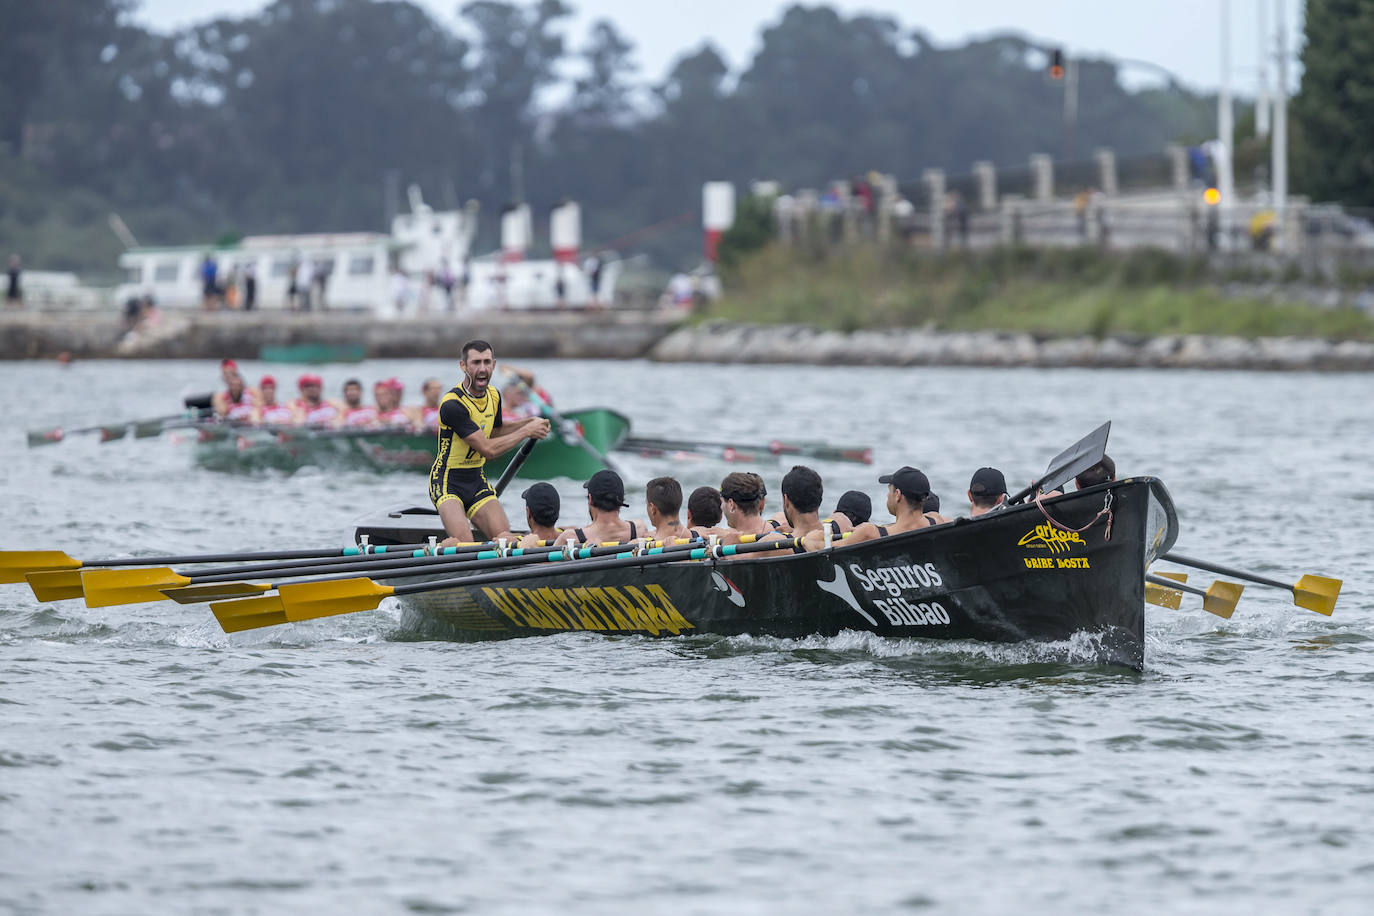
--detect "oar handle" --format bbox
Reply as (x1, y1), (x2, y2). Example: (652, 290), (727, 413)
(87, 547), (363, 568)
(1161, 553), (1291, 592)
(1146, 573), (1207, 598)
(275, 538), (705, 589)
(391, 536), (798, 598)
(493, 437), (537, 497)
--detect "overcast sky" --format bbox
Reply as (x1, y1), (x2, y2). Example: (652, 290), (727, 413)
(133, 0), (1306, 95)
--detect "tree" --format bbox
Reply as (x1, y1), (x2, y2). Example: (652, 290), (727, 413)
(1292, 0), (1374, 206)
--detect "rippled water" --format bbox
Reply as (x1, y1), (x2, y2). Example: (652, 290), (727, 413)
(2, 357), (1372, 913)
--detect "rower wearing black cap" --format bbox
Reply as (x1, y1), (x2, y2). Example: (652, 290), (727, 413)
(518, 482), (562, 548)
(806, 466), (934, 551)
(833, 490), (871, 529)
(968, 467), (1008, 518)
(430, 339), (550, 545)
(923, 493), (951, 525)
(554, 469), (647, 546)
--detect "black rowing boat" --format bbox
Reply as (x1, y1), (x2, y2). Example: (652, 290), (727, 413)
(349, 476), (1177, 670)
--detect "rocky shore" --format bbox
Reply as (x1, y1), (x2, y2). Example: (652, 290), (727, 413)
(649, 322), (1374, 371)
(0, 310), (680, 360)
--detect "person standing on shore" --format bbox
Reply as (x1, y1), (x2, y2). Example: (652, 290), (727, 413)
(429, 340), (550, 545)
(5, 255), (22, 309)
(243, 261), (257, 311)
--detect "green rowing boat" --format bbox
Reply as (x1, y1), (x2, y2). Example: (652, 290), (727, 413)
(191, 407), (630, 479)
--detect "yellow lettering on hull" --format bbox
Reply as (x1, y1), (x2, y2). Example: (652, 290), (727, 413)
(476, 584), (697, 634)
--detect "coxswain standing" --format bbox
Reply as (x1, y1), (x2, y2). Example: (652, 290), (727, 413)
(341, 378), (378, 428)
(256, 375), (295, 425)
(212, 371), (257, 421)
(294, 373), (341, 427)
(430, 340), (550, 545)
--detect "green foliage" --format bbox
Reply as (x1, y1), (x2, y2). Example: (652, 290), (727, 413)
(0, 0), (1238, 273)
(716, 196), (777, 269)
(1293, 0), (1374, 206)
(709, 245), (1374, 341)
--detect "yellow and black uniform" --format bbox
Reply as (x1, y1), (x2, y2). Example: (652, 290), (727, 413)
(429, 384), (503, 517)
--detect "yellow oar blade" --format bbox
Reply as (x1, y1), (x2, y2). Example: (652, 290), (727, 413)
(1202, 581), (1244, 620)
(1154, 571), (1188, 584)
(81, 568), (191, 608)
(1145, 582), (1182, 610)
(210, 593), (285, 619)
(1, 550), (80, 584)
(213, 606), (290, 633)
(279, 578), (394, 622)
(160, 582), (273, 604)
(26, 569), (86, 602)
(1293, 575), (1341, 616)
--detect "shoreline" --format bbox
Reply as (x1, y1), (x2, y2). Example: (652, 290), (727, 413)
(6, 311), (1374, 371)
(0, 310), (681, 361)
(648, 322), (1374, 371)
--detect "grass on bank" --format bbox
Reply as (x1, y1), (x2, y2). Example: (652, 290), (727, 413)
(709, 245), (1374, 340)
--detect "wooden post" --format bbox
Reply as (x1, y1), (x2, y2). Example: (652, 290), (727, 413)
(972, 160), (997, 211)
(1030, 154), (1054, 201)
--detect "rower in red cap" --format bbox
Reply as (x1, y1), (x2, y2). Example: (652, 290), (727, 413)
(294, 373), (341, 427)
(256, 375), (295, 425)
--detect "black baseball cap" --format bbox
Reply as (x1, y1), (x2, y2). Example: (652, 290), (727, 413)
(969, 467), (1007, 496)
(923, 493), (941, 513)
(521, 482), (560, 516)
(834, 490), (872, 525)
(878, 466), (930, 500)
(584, 469), (628, 507)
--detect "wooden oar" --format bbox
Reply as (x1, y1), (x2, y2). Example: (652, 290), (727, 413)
(1144, 571), (1187, 609)
(1007, 421), (1111, 504)
(1161, 552), (1340, 616)
(622, 436), (873, 465)
(4, 543), (429, 601)
(191, 535), (715, 616)
(75, 541), (488, 607)
(211, 536), (798, 633)
(26, 412), (198, 447)
(499, 367), (625, 477)
(493, 436), (537, 497)
(1146, 573), (1244, 619)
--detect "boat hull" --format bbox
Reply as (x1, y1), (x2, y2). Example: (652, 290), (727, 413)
(354, 478), (1178, 670)
(191, 407), (630, 478)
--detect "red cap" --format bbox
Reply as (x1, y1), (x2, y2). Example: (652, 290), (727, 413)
(386, 377), (405, 392)
(298, 373), (323, 388)
(221, 358), (238, 370)
(260, 375), (277, 388)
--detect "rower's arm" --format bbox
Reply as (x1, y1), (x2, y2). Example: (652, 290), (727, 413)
(461, 420), (548, 459)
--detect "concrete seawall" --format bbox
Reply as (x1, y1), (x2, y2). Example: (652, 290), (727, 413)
(0, 311), (683, 360)
(649, 322), (1374, 371)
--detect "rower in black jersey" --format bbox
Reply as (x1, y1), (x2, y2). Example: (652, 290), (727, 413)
(803, 466), (935, 552)
(554, 470), (647, 545)
(428, 340), (549, 545)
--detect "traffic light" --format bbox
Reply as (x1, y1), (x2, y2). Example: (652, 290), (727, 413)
(1049, 48), (1065, 80)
